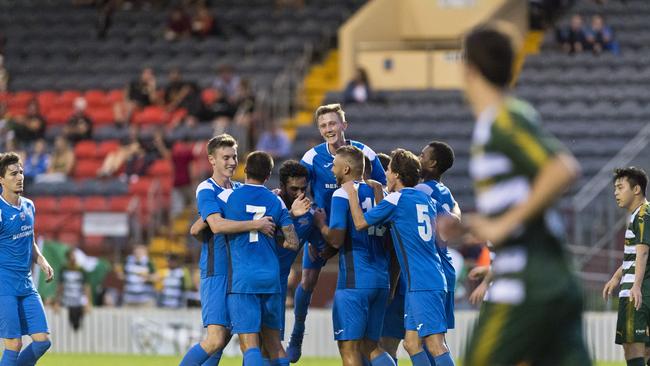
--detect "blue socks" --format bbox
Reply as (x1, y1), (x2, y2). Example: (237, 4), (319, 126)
(1, 350), (19, 366)
(288, 286), (312, 363)
(179, 344), (210, 366)
(433, 352), (454, 366)
(17, 340), (51, 366)
(410, 351), (431, 366)
(200, 350), (222, 366)
(271, 358), (289, 366)
(244, 348), (263, 366)
(371, 352), (397, 366)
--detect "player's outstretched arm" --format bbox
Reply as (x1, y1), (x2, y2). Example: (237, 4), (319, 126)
(32, 240), (54, 282)
(342, 181), (369, 231)
(206, 213), (276, 237)
(281, 225), (300, 251)
(313, 208), (345, 248)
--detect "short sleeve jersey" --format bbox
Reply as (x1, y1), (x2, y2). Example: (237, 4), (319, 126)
(329, 182), (390, 290)
(0, 195), (37, 296)
(217, 184), (293, 294)
(195, 178), (242, 278)
(363, 188), (447, 292)
(300, 140), (386, 218)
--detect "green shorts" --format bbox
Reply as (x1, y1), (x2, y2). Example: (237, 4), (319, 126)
(615, 296), (650, 345)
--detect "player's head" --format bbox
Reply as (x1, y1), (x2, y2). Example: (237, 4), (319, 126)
(387, 149), (421, 191)
(0, 152), (24, 195)
(377, 153), (390, 172)
(614, 167), (648, 209)
(333, 145), (364, 186)
(463, 25), (515, 95)
(207, 134), (238, 179)
(167, 254), (180, 269)
(245, 151), (274, 183)
(133, 244), (148, 260)
(279, 160), (309, 207)
(420, 141), (455, 180)
(363, 155), (372, 180)
(315, 103), (347, 146)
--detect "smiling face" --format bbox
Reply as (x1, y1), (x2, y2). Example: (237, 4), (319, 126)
(0, 163), (24, 195)
(208, 146), (238, 179)
(317, 112), (347, 147)
(419, 145), (435, 177)
(614, 177), (638, 210)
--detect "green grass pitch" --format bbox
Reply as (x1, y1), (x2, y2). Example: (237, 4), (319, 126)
(36, 354), (626, 366)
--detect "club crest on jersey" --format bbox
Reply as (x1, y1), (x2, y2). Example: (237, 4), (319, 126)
(20, 211), (26, 221)
(298, 217), (310, 227)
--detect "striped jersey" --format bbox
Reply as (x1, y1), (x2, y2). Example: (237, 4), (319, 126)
(620, 201), (650, 298)
(123, 255), (155, 305)
(60, 267), (87, 307)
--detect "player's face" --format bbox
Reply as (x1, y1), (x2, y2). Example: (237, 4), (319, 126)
(281, 177), (307, 207)
(317, 112), (347, 146)
(386, 162), (398, 192)
(209, 146), (238, 179)
(614, 177), (636, 209)
(0, 164), (24, 195)
(419, 146), (435, 175)
(332, 155), (347, 186)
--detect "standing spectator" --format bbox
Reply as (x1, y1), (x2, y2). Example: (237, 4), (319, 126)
(158, 254), (189, 309)
(118, 244), (157, 307)
(255, 124), (291, 161)
(559, 14), (587, 54)
(0, 55), (8, 92)
(11, 99), (46, 144)
(165, 7), (191, 41)
(55, 249), (92, 332)
(343, 67), (372, 104)
(211, 64), (240, 101)
(63, 97), (94, 144)
(191, 5), (215, 38)
(44, 136), (75, 179)
(114, 68), (158, 125)
(23, 139), (50, 185)
(170, 140), (200, 218)
(586, 14), (616, 54)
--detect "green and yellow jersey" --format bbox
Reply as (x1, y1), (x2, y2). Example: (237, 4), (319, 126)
(619, 201), (650, 298)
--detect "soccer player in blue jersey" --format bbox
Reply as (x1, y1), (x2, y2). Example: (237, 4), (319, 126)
(343, 149), (456, 366)
(313, 145), (395, 366)
(0, 152), (54, 366)
(180, 135), (276, 366)
(288, 103), (386, 362)
(217, 151), (300, 366)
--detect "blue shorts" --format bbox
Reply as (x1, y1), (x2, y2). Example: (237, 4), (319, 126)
(382, 292), (405, 339)
(332, 288), (389, 341)
(301, 239), (327, 270)
(445, 290), (455, 330)
(0, 293), (49, 338)
(404, 290), (447, 337)
(227, 293), (283, 334)
(201, 275), (229, 328)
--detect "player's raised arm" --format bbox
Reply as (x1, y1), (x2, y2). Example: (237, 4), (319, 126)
(342, 181), (369, 231)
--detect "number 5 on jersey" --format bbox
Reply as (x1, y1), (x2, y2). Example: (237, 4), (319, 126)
(416, 204), (432, 241)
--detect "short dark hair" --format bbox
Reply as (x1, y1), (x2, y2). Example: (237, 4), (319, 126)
(389, 149), (421, 188)
(314, 103), (346, 124)
(427, 141), (455, 175)
(464, 26), (514, 89)
(279, 160), (308, 186)
(363, 155), (372, 178)
(614, 167), (648, 196)
(377, 153), (390, 171)
(207, 134), (237, 155)
(245, 151), (274, 182)
(336, 145), (364, 177)
(0, 152), (21, 177)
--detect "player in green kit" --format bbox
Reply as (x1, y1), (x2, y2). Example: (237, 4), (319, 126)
(604, 167), (650, 366)
(460, 25), (591, 365)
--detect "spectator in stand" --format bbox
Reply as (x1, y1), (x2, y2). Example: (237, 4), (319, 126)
(586, 14), (616, 54)
(23, 139), (50, 185)
(114, 68), (158, 125)
(11, 99), (46, 144)
(63, 97), (93, 144)
(158, 254), (190, 309)
(171, 140), (201, 218)
(165, 6), (191, 41)
(255, 124), (291, 161)
(558, 14), (587, 54)
(343, 67), (372, 104)
(211, 63), (240, 101)
(191, 4), (215, 38)
(164, 67), (206, 125)
(0, 55), (8, 92)
(55, 249), (92, 332)
(122, 130), (170, 182)
(97, 126), (140, 177)
(117, 244), (157, 307)
(41, 136), (74, 181)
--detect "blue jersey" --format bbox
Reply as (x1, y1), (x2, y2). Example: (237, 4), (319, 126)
(329, 183), (390, 290)
(276, 207), (321, 279)
(217, 184), (293, 294)
(364, 188), (447, 292)
(301, 140), (386, 218)
(0, 195), (37, 296)
(415, 180), (457, 291)
(195, 178), (242, 278)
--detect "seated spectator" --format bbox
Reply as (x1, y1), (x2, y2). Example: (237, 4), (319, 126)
(97, 127), (139, 177)
(255, 124), (291, 161)
(114, 68), (158, 125)
(23, 139), (50, 185)
(558, 14), (587, 54)
(211, 63), (240, 101)
(63, 97), (93, 144)
(586, 14), (616, 54)
(124, 130), (170, 182)
(343, 67), (372, 104)
(164, 67), (206, 125)
(165, 7), (191, 41)
(46, 136), (74, 177)
(11, 99), (46, 144)
(191, 5), (215, 38)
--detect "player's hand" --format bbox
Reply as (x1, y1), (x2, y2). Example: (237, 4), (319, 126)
(307, 243), (320, 262)
(313, 208), (327, 229)
(255, 216), (276, 237)
(468, 265), (490, 281)
(631, 285), (643, 310)
(602, 279), (618, 301)
(272, 188), (281, 196)
(465, 213), (518, 246)
(469, 282), (488, 306)
(341, 180), (357, 196)
(319, 245), (338, 261)
(291, 193), (311, 218)
(37, 256), (54, 283)
(365, 179), (382, 191)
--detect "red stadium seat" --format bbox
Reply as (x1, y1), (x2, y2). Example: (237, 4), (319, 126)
(35, 214), (62, 234)
(45, 108), (72, 125)
(33, 197), (58, 214)
(98, 140), (120, 159)
(201, 88), (219, 105)
(74, 140), (98, 160)
(37, 91), (58, 113)
(58, 231), (81, 246)
(84, 196), (109, 211)
(108, 195), (134, 212)
(148, 160), (173, 178)
(87, 107), (114, 126)
(83, 235), (106, 256)
(129, 177), (154, 195)
(132, 106), (168, 125)
(107, 90), (124, 104)
(73, 159), (102, 180)
(9, 91), (35, 109)
(59, 90), (82, 106)
(84, 90), (109, 108)
(59, 196), (84, 213)
(61, 215), (82, 232)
